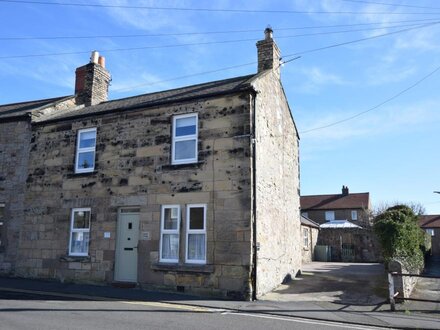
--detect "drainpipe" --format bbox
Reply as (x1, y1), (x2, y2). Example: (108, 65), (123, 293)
(251, 91), (258, 301)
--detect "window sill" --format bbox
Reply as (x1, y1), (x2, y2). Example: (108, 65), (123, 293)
(159, 161), (205, 171)
(151, 262), (214, 274)
(66, 171), (98, 179)
(59, 255), (91, 263)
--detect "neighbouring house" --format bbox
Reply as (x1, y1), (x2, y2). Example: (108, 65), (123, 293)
(0, 28), (301, 300)
(419, 215), (440, 257)
(300, 215), (319, 263)
(301, 186), (380, 262)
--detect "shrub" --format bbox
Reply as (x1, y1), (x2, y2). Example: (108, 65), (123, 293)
(373, 204), (426, 271)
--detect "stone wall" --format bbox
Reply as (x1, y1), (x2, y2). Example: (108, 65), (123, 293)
(0, 119), (31, 274)
(301, 226), (319, 264)
(317, 228), (380, 262)
(252, 70), (301, 297)
(389, 259), (419, 299)
(17, 92), (254, 299)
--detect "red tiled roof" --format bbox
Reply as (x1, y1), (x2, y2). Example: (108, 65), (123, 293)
(419, 215), (440, 228)
(301, 193), (370, 210)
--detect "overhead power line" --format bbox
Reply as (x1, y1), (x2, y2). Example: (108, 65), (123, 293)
(299, 65), (440, 134)
(1, 0), (440, 15)
(342, 0), (440, 11)
(282, 21), (440, 59)
(1, 18), (439, 41)
(1, 21), (438, 60)
(111, 62), (257, 93)
(111, 21), (439, 93)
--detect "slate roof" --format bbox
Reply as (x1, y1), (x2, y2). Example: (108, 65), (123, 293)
(38, 74), (257, 123)
(419, 215), (440, 228)
(300, 215), (320, 228)
(301, 193), (370, 210)
(0, 96), (70, 119)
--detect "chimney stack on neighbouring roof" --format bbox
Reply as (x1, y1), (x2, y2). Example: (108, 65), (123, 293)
(75, 51), (111, 106)
(256, 26), (281, 78)
(342, 185), (349, 196)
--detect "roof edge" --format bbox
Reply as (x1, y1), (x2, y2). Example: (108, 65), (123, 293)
(34, 86), (256, 126)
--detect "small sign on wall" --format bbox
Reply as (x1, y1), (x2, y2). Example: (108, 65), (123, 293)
(141, 231), (150, 240)
(104, 232), (111, 239)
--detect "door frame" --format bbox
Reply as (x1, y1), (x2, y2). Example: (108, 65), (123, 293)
(114, 207), (140, 282)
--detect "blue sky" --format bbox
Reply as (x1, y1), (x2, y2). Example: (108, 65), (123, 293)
(0, 0), (439, 213)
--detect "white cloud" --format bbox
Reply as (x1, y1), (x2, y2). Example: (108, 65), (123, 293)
(292, 66), (348, 94)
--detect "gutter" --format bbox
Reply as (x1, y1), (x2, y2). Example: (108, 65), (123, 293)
(0, 113), (31, 123)
(250, 91), (258, 301)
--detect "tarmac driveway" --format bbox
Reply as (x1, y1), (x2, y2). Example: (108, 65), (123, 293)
(262, 262), (388, 306)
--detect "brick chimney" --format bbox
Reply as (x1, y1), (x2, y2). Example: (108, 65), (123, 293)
(256, 27), (281, 78)
(342, 185), (349, 196)
(75, 51), (111, 106)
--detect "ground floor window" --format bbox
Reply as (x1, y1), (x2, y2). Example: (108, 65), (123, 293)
(69, 208), (91, 256)
(159, 204), (207, 264)
(303, 227), (309, 248)
(186, 204), (207, 264)
(160, 205), (180, 263)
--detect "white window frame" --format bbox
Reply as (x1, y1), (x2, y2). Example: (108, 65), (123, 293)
(426, 228), (435, 237)
(186, 204), (207, 264)
(75, 127), (97, 173)
(68, 208), (91, 256)
(159, 205), (180, 263)
(351, 210), (358, 221)
(172, 113), (198, 165)
(325, 211), (335, 221)
(303, 227), (309, 248)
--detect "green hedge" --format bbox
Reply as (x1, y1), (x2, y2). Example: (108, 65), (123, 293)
(373, 205), (427, 271)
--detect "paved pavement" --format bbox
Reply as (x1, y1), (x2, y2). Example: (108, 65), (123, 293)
(0, 262), (439, 329)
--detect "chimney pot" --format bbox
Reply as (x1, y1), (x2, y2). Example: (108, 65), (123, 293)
(98, 56), (105, 68)
(90, 51), (99, 64)
(264, 26), (273, 40)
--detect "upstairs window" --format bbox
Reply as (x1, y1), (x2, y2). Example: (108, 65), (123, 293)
(172, 114), (198, 165)
(75, 128), (97, 173)
(351, 210), (358, 220)
(160, 205), (180, 263)
(325, 211), (335, 221)
(69, 208), (91, 256)
(186, 204), (206, 264)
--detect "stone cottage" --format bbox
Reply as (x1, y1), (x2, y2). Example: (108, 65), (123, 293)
(0, 28), (301, 300)
(301, 186), (380, 262)
(300, 215), (319, 264)
(419, 215), (440, 257)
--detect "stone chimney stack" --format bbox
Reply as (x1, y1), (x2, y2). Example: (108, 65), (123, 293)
(75, 51), (111, 106)
(256, 27), (281, 78)
(342, 185), (349, 196)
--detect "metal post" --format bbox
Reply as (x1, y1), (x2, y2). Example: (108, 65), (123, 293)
(388, 272), (396, 311)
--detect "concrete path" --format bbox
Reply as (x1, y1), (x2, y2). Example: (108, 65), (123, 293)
(262, 262), (387, 305)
